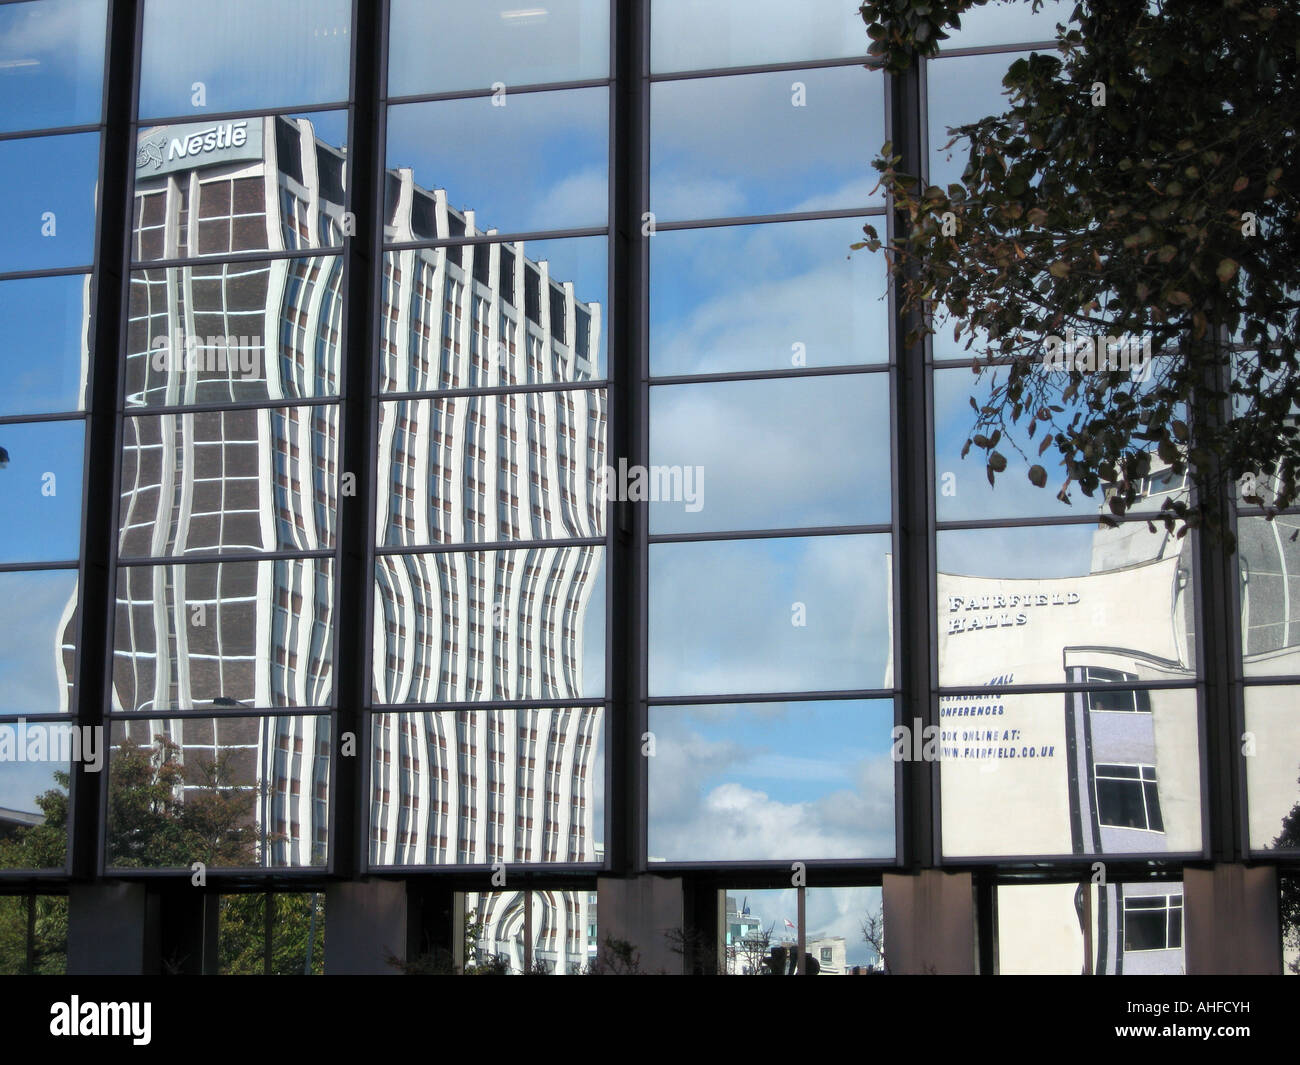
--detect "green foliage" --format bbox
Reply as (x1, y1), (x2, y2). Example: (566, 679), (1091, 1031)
(860, 0), (1300, 544)
(861, 0), (1030, 74)
(1276, 786), (1300, 974)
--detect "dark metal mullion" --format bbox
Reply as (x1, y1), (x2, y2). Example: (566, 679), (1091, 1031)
(381, 380), (609, 402)
(72, 0), (139, 881)
(127, 245), (345, 272)
(388, 77), (611, 108)
(0, 123), (102, 143)
(604, 0), (648, 878)
(0, 560), (80, 573)
(375, 537), (605, 557)
(888, 55), (936, 869)
(0, 265), (95, 283)
(649, 54), (875, 83)
(119, 395), (342, 418)
(117, 548), (335, 567)
(653, 206), (886, 232)
(385, 226), (608, 251)
(105, 706), (333, 721)
(331, 0), (384, 880)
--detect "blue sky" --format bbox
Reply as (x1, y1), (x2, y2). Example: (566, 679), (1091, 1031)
(0, 274), (88, 416)
(0, 0), (106, 133)
(0, 419), (85, 563)
(0, 131), (98, 273)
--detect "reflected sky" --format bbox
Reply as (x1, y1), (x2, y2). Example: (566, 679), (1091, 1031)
(649, 534), (890, 696)
(0, 132), (98, 273)
(0, 419), (84, 563)
(0, 0), (106, 134)
(648, 699), (894, 861)
(650, 218), (890, 375)
(0, 275), (89, 416)
(651, 65), (883, 221)
(138, 0), (352, 118)
(389, 0), (609, 97)
(651, 0), (866, 73)
(386, 89), (608, 236)
(649, 373), (889, 534)
(0, 759), (67, 829)
(927, 51), (1030, 191)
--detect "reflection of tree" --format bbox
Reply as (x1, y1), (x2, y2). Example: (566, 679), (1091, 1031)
(218, 892), (325, 975)
(1276, 781), (1300, 975)
(727, 922), (773, 975)
(861, 905), (888, 973)
(107, 737), (258, 868)
(0, 737), (268, 972)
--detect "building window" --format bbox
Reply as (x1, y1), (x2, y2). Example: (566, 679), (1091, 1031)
(1095, 765), (1164, 832)
(1123, 894), (1183, 953)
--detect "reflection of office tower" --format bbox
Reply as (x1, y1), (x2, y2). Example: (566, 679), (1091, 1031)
(367, 153), (607, 972)
(93, 116), (604, 906)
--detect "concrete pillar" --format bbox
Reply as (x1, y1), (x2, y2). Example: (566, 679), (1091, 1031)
(596, 875), (683, 974)
(324, 879), (410, 974)
(1183, 864), (1281, 974)
(67, 882), (157, 975)
(882, 870), (977, 974)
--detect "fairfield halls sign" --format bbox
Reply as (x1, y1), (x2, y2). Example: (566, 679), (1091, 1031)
(944, 589), (1081, 635)
(136, 118), (264, 177)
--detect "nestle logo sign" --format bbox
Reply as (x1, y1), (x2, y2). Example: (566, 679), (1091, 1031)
(136, 117), (263, 176)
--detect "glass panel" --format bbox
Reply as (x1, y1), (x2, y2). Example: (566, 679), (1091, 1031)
(935, 525), (1196, 688)
(1118, 885), (1185, 974)
(940, 689), (1200, 858)
(0, 895), (66, 973)
(649, 219), (889, 376)
(133, 112), (350, 263)
(927, 51), (1029, 191)
(0, 746), (70, 870)
(138, 0), (352, 118)
(112, 558), (335, 711)
(937, 0), (1070, 50)
(370, 708), (605, 866)
(719, 888), (797, 974)
(648, 700), (895, 862)
(1243, 686), (1300, 851)
(651, 65), (883, 221)
(377, 391), (606, 548)
(651, 0), (866, 73)
(0, 0), (107, 133)
(0, 131), (99, 272)
(806, 885), (884, 974)
(119, 405), (339, 558)
(1284, 874), (1299, 974)
(0, 419), (85, 564)
(0, 275), (91, 416)
(386, 88), (608, 236)
(125, 256), (344, 408)
(380, 236), (607, 391)
(996, 883), (1088, 974)
(649, 534), (890, 697)
(648, 374), (888, 534)
(934, 367), (1189, 522)
(216, 892), (325, 974)
(389, 0), (609, 96)
(373, 548), (605, 703)
(106, 714), (331, 868)
(0, 570), (78, 714)
(1239, 516), (1300, 675)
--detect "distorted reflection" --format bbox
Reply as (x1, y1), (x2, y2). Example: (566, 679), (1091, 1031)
(371, 710), (603, 867)
(463, 889), (598, 974)
(0, 755), (69, 870)
(997, 881), (1186, 975)
(0, 570), (77, 714)
(1243, 686), (1300, 852)
(112, 559), (335, 711)
(106, 715), (330, 869)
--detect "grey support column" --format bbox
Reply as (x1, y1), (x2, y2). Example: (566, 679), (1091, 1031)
(1183, 864), (1281, 974)
(883, 870), (977, 974)
(323, 880), (410, 975)
(596, 875), (683, 974)
(67, 883), (157, 975)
